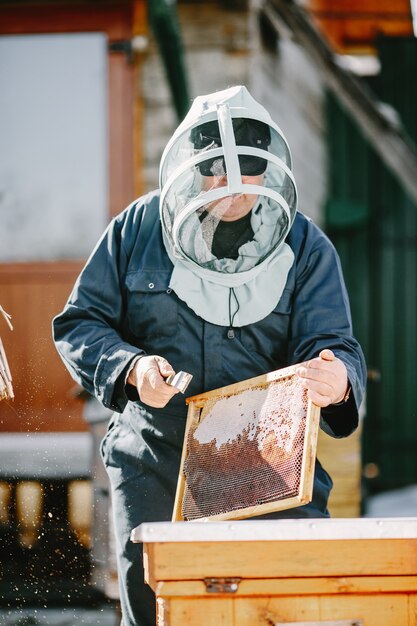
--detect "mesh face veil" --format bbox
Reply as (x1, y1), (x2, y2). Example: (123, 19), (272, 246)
(159, 86), (297, 276)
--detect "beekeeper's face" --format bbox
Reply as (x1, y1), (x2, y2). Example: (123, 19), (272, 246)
(200, 172), (265, 222)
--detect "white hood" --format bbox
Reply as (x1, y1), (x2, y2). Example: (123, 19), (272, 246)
(159, 85), (297, 327)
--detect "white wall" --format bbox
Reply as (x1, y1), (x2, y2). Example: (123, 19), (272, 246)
(141, 2), (251, 192)
(0, 33), (108, 262)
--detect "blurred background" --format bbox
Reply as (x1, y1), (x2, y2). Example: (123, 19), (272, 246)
(0, 0), (416, 624)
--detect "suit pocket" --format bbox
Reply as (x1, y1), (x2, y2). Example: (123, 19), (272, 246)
(239, 288), (293, 359)
(125, 269), (178, 340)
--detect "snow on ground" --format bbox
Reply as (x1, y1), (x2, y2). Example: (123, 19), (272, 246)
(364, 484), (417, 518)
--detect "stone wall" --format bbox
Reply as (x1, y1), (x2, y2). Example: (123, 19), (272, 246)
(248, 2), (327, 224)
(140, 0), (326, 224)
(140, 1), (251, 192)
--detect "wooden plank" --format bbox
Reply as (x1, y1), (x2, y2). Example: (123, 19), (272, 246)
(317, 425), (362, 518)
(410, 594), (417, 626)
(108, 52), (135, 216)
(236, 594), (408, 626)
(185, 363), (301, 405)
(236, 595), (320, 626)
(156, 597), (170, 626)
(268, 622), (365, 626)
(0, 263), (86, 431)
(143, 543), (157, 590)
(197, 495), (307, 522)
(155, 576), (417, 598)
(168, 597), (234, 626)
(327, 504), (360, 518)
(290, 0), (414, 56)
(133, 0), (146, 199)
(299, 401), (320, 503)
(319, 594), (408, 626)
(0, 261), (84, 282)
(148, 538), (417, 582)
(0, 4), (133, 38)
(313, 18), (413, 55)
(308, 0), (412, 14)
(172, 401), (201, 521)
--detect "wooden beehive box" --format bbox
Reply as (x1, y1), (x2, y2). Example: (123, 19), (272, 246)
(172, 365), (320, 522)
(131, 518), (417, 626)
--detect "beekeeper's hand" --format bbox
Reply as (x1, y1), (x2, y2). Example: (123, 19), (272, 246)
(127, 355), (179, 408)
(296, 349), (349, 407)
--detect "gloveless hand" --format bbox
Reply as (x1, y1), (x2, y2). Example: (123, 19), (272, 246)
(128, 355), (180, 408)
(296, 349), (348, 407)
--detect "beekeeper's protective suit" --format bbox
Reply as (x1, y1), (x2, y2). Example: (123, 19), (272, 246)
(53, 86), (366, 626)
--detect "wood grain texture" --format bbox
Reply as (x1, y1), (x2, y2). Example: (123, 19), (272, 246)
(317, 425), (362, 518)
(236, 594), (408, 626)
(0, 262), (85, 431)
(306, 0), (413, 54)
(168, 597), (234, 626)
(154, 576), (417, 598)
(147, 538), (417, 582)
(410, 594), (417, 626)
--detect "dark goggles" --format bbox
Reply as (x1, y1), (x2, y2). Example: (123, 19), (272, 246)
(192, 119), (271, 177)
(197, 154), (268, 177)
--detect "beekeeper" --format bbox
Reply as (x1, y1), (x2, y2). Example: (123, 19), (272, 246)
(53, 85), (366, 626)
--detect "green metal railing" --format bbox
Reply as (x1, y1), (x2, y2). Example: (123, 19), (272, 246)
(147, 0), (190, 121)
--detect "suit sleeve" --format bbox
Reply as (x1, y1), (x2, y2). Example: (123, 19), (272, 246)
(288, 224), (367, 438)
(52, 204), (145, 413)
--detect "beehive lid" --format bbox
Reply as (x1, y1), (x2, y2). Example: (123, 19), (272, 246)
(132, 517), (417, 543)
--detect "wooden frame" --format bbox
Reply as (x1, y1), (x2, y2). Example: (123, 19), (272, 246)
(172, 364), (320, 522)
